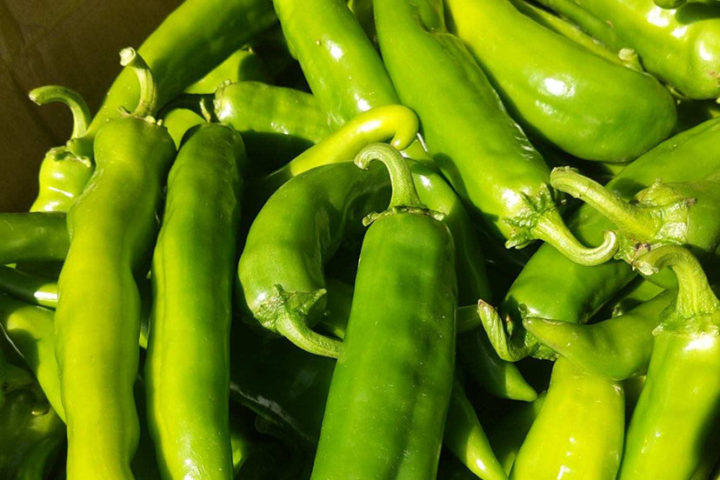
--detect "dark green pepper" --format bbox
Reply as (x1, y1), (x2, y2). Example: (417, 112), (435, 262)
(0, 213), (68, 265)
(55, 49), (175, 480)
(374, 0), (617, 265)
(145, 124), (246, 480)
(310, 144), (456, 479)
(0, 267), (57, 309)
(619, 246), (720, 479)
(446, 0), (676, 162)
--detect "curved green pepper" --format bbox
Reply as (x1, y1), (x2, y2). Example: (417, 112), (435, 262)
(535, 0), (720, 99)
(310, 144), (456, 480)
(619, 246), (720, 479)
(0, 267), (58, 309)
(27, 86), (93, 213)
(552, 167), (720, 284)
(481, 117), (720, 361)
(145, 124), (245, 480)
(510, 358), (625, 480)
(238, 162), (390, 357)
(374, 0), (617, 265)
(55, 49), (175, 480)
(446, 0), (676, 162)
(0, 213), (68, 265)
(524, 290), (675, 380)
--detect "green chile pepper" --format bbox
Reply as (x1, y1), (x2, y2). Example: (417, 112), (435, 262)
(55, 50), (175, 480)
(0, 213), (68, 265)
(446, 0), (676, 162)
(71, 0), (276, 156)
(27, 86), (93, 213)
(487, 393), (546, 474)
(238, 162), (390, 357)
(524, 290), (675, 381)
(310, 144), (456, 480)
(0, 267), (58, 309)
(145, 124), (246, 480)
(617, 246), (720, 479)
(0, 389), (65, 480)
(552, 167), (720, 283)
(481, 117), (720, 361)
(374, 0), (617, 265)
(534, 0), (720, 99)
(510, 358), (625, 480)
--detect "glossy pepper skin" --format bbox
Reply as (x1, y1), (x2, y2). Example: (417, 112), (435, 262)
(71, 0), (276, 156)
(511, 358), (625, 480)
(535, 0), (720, 99)
(0, 267), (58, 309)
(618, 247), (720, 479)
(27, 86), (93, 213)
(238, 162), (390, 357)
(145, 124), (246, 480)
(446, 0), (676, 162)
(54, 49), (175, 480)
(0, 213), (68, 265)
(525, 290), (675, 381)
(552, 167), (720, 284)
(482, 117), (720, 361)
(310, 144), (456, 480)
(374, 0), (617, 265)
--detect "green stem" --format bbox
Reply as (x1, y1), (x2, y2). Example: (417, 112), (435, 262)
(551, 167), (658, 240)
(276, 311), (343, 358)
(532, 211), (618, 266)
(634, 246), (720, 319)
(28, 86), (91, 139)
(156, 93), (212, 122)
(119, 47), (158, 118)
(354, 143), (423, 209)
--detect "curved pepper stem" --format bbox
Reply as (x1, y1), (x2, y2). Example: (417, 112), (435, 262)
(28, 86), (91, 139)
(259, 104), (420, 194)
(119, 47), (158, 118)
(550, 167), (658, 240)
(477, 300), (536, 362)
(355, 143), (423, 210)
(633, 246), (720, 323)
(156, 93), (215, 123)
(531, 210), (618, 266)
(273, 286), (343, 358)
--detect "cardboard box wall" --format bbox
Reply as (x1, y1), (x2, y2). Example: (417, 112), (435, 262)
(0, 0), (181, 212)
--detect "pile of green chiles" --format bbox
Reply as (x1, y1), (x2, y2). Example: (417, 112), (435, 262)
(2, 0), (720, 479)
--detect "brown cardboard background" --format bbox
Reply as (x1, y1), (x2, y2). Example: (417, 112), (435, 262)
(0, 0), (181, 211)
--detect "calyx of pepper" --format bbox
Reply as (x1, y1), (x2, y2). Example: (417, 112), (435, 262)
(505, 183), (618, 266)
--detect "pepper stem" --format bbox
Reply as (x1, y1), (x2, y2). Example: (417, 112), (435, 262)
(28, 86), (91, 139)
(119, 47), (158, 118)
(275, 308), (343, 359)
(633, 246), (720, 320)
(354, 143), (423, 210)
(531, 210), (618, 266)
(551, 167), (658, 240)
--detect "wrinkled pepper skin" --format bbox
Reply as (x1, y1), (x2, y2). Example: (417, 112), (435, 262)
(374, 0), (617, 264)
(446, 0), (677, 162)
(511, 358), (624, 480)
(535, 0), (720, 99)
(55, 50), (175, 480)
(238, 162), (390, 357)
(485, 117), (720, 360)
(310, 145), (456, 480)
(74, 0), (276, 154)
(619, 247), (720, 480)
(0, 213), (68, 265)
(145, 125), (245, 480)
(525, 290), (674, 380)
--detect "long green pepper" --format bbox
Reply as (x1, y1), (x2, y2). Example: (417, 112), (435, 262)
(145, 124), (246, 480)
(311, 144), (456, 480)
(374, 0), (617, 265)
(55, 49), (175, 480)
